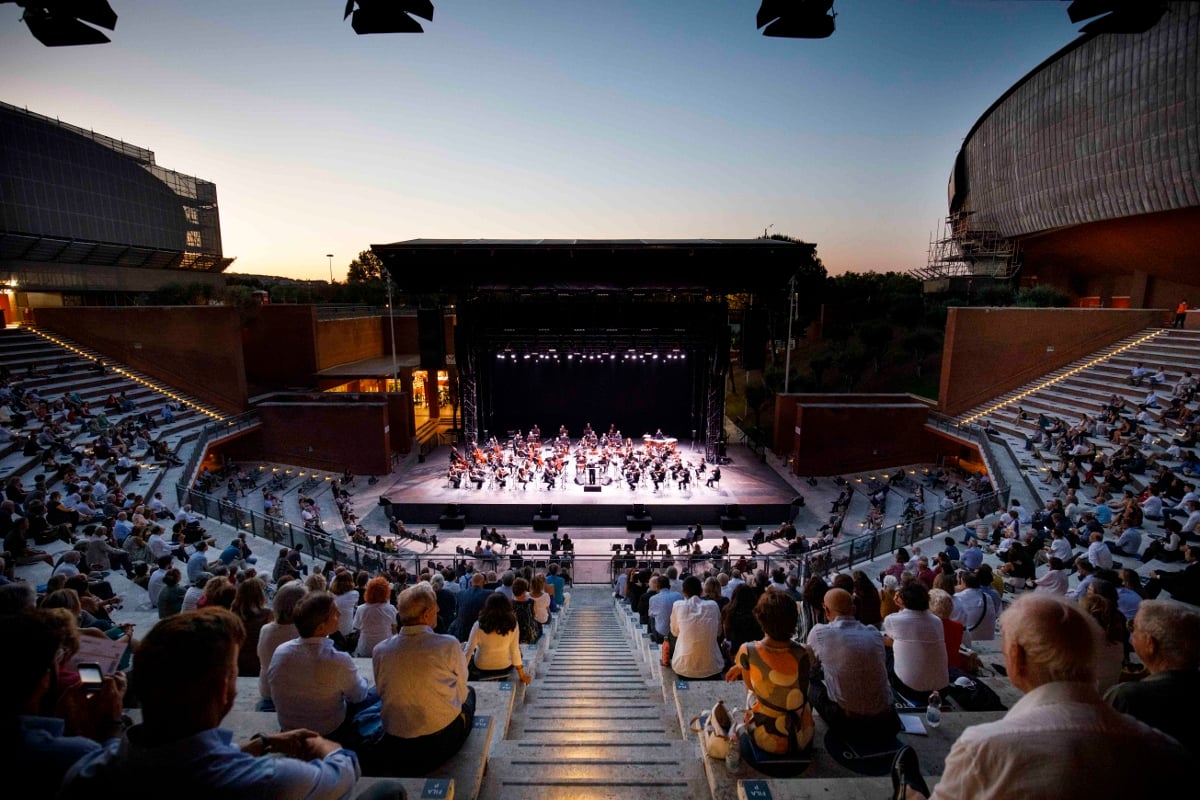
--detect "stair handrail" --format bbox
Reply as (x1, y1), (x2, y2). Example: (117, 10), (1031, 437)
(176, 412), (262, 503)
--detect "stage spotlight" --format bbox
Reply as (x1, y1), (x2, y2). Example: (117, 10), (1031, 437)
(10, 0), (117, 46)
(344, 0), (433, 35)
(1066, 0), (1167, 33)
(757, 0), (835, 39)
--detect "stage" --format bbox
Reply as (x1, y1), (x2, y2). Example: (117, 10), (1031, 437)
(379, 443), (801, 531)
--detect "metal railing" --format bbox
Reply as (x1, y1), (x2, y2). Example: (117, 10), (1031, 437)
(925, 412), (1010, 495)
(175, 412), (261, 504)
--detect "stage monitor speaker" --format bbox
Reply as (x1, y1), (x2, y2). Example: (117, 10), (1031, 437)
(584, 485), (602, 493)
(740, 308), (767, 370)
(418, 308), (446, 370)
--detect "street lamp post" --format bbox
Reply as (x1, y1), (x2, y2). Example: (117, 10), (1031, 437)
(783, 275), (797, 395)
(326, 253), (334, 284)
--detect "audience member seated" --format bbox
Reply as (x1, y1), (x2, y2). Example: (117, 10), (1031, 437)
(59, 608), (374, 799)
(1143, 544), (1200, 606)
(267, 591), (376, 746)
(806, 588), (901, 745)
(463, 593), (531, 684)
(2, 610), (127, 796)
(882, 582), (949, 702)
(1105, 599), (1200, 757)
(893, 594), (1188, 800)
(364, 583), (476, 777)
(255, 581), (306, 712)
(670, 575), (725, 681)
(725, 590), (816, 774)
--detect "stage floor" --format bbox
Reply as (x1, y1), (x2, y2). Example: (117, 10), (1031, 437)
(376, 443), (801, 529)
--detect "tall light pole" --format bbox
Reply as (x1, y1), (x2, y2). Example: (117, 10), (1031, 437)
(326, 253), (334, 284)
(386, 268), (398, 392)
(783, 274), (797, 395)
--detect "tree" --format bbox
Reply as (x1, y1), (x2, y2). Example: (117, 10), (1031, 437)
(1015, 285), (1071, 307)
(346, 250), (385, 283)
(899, 328), (942, 377)
(858, 320), (893, 373)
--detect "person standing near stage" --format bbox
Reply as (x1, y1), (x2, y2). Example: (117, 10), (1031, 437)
(1175, 299), (1189, 329)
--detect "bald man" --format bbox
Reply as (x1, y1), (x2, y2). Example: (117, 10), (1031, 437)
(805, 587), (900, 744)
(896, 593), (1188, 800)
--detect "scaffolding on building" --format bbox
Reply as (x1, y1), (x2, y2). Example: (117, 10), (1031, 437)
(912, 212), (1020, 292)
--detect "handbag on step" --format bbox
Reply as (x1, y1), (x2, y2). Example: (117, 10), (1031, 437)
(688, 699), (732, 760)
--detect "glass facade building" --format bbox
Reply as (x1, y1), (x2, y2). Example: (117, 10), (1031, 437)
(0, 102), (232, 315)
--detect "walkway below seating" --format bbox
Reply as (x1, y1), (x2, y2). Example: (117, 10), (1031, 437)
(482, 586), (706, 800)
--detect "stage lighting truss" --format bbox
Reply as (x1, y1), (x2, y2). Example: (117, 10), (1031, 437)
(492, 327), (697, 364)
(6, 0), (117, 46)
(344, 0), (433, 35)
(757, 0), (836, 39)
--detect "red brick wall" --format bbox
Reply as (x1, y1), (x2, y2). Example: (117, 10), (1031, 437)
(938, 308), (1164, 417)
(252, 394), (391, 475)
(791, 396), (931, 476)
(242, 305), (318, 394)
(34, 306), (248, 414)
(315, 316), (384, 371)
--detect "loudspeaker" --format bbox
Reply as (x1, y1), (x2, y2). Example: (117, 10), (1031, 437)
(418, 307), (446, 370)
(584, 485), (602, 493)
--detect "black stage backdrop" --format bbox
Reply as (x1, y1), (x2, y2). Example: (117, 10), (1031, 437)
(485, 358), (694, 441)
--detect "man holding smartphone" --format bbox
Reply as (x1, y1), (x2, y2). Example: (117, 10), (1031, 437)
(59, 608), (406, 799)
(2, 610), (127, 796)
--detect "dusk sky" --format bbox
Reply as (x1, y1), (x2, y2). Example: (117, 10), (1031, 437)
(0, 1), (1081, 281)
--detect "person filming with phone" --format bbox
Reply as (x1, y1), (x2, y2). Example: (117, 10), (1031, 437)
(1, 609), (127, 796)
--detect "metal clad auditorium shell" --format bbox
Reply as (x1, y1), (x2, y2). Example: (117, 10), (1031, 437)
(952, 2), (1200, 239)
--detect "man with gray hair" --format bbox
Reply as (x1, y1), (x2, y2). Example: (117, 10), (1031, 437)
(893, 593), (1188, 799)
(366, 583), (475, 776)
(1105, 599), (1200, 757)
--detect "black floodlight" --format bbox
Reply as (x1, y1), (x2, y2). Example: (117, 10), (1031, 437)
(1066, 0), (1168, 34)
(344, 0), (433, 35)
(4, 0), (117, 46)
(757, 0), (835, 39)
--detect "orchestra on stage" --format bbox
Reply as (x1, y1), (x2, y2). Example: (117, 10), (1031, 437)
(445, 422), (715, 494)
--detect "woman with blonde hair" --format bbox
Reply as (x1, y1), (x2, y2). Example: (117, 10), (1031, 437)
(328, 570), (359, 652)
(353, 575), (398, 656)
(530, 573), (552, 626)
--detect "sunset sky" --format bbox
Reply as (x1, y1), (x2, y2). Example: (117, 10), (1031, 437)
(0, 1), (1081, 281)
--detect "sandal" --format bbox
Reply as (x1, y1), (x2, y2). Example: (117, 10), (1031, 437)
(890, 745), (931, 800)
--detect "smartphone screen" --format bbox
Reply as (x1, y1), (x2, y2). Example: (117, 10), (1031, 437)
(78, 662), (104, 692)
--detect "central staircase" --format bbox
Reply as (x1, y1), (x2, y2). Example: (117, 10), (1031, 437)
(482, 586), (705, 799)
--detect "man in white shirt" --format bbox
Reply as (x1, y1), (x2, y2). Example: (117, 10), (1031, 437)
(1180, 500), (1200, 541)
(1141, 489), (1164, 521)
(951, 571), (999, 643)
(1086, 531), (1114, 571)
(1165, 484), (1197, 518)
(146, 555), (173, 607)
(882, 582), (948, 700)
(898, 594), (1188, 800)
(268, 591), (374, 744)
(367, 583), (475, 776)
(669, 575), (724, 680)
